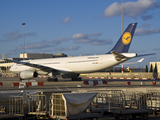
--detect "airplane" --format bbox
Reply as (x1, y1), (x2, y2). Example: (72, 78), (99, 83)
(2, 23), (155, 82)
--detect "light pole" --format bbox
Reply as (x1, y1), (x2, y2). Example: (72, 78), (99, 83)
(22, 23), (25, 60)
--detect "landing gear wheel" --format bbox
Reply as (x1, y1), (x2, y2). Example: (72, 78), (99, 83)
(47, 77), (58, 82)
(114, 116), (120, 120)
(92, 118), (98, 120)
(71, 77), (76, 81)
(132, 114), (136, 119)
(72, 77), (82, 81)
(78, 77), (82, 81)
(143, 113), (148, 120)
(153, 110), (158, 115)
(124, 114), (130, 120)
(47, 77), (51, 82)
(54, 78), (58, 82)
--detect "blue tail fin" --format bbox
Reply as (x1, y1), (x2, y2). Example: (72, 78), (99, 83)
(107, 23), (137, 53)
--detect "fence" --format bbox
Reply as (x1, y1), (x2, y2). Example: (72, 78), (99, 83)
(84, 72), (160, 79)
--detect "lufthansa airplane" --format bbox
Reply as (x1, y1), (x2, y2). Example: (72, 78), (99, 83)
(2, 23), (153, 81)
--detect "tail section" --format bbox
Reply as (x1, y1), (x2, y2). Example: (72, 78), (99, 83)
(108, 23), (137, 53)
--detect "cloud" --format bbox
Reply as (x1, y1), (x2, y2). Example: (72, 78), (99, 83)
(62, 17), (71, 23)
(142, 23), (151, 27)
(141, 14), (153, 21)
(92, 39), (113, 45)
(54, 45), (80, 51)
(0, 30), (37, 42)
(153, 48), (160, 51)
(17, 42), (49, 49)
(70, 33), (95, 43)
(13, 37), (69, 52)
(49, 38), (68, 44)
(0, 30), (22, 42)
(70, 32), (112, 45)
(25, 32), (37, 36)
(89, 33), (102, 37)
(103, 0), (160, 19)
(70, 33), (89, 39)
(135, 28), (160, 36)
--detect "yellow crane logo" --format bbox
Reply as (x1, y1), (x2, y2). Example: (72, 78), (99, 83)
(122, 32), (132, 45)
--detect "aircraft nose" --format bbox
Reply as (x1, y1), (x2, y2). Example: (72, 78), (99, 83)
(10, 66), (13, 72)
(10, 64), (15, 72)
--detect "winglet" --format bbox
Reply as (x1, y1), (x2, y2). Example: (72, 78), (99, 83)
(2, 54), (7, 60)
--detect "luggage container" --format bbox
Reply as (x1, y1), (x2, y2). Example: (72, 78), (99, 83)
(89, 90), (124, 115)
(0, 90), (41, 120)
(87, 90), (152, 120)
(110, 92), (152, 120)
(49, 92), (100, 120)
(146, 90), (160, 115)
(0, 95), (25, 120)
(28, 94), (49, 119)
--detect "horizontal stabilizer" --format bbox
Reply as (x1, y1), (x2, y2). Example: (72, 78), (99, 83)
(120, 58), (144, 65)
(137, 58), (144, 63)
(111, 51), (126, 61)
(136, 53), (156, 57)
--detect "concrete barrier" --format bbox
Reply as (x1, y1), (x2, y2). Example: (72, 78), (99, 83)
(83, 80), (107, 85)
(152, 81), (156, 85)
(0, 82), (3, 86)
(126, 82), (131, 85)
(12, 82), (44, 88)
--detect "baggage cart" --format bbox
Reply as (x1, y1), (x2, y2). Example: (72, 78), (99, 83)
(28, 94), (49, 119)
(49, 92), (101, 120)
(146, 90), (160, 115)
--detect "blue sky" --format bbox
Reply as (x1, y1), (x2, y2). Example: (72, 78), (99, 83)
(0, 0), (160, 67)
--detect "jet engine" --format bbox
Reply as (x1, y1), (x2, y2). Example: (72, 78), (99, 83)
(20, 70), (38, 80)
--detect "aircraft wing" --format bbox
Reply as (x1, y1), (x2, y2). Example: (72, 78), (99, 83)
(2, 54), (58, 72)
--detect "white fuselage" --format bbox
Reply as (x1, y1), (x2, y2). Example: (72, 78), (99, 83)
(10, 53), (136, 75)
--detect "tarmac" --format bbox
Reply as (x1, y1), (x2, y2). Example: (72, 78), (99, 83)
(1, 77), (160, 120)
(0, 76), (160, 92)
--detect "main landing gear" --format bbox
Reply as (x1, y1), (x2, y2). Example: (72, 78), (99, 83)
(71, 77), (82, 81)
(71, 73), (82, 81)
(47, 77), (58, 82)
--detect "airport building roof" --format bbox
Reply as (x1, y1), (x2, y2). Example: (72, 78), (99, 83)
(19, 53), (67, 59)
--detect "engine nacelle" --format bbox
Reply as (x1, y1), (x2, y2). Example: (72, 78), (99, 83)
(20, 70), (38, 80)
